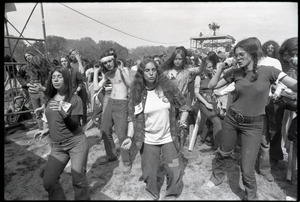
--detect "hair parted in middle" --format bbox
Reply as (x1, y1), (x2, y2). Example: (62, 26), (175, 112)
(234, 37), (263, 82)
(44, 67), (73, 105)
(160, 46), (189, 72)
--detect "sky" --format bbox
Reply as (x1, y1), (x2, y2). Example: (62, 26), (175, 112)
(4, 2), (298, 50)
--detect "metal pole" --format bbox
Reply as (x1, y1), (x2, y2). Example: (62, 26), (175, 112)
(40, 3), (48, 59)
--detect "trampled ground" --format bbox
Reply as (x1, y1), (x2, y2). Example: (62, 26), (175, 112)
(4, 120), (298, 200)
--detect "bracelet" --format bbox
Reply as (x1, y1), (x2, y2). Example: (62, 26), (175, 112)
(127, 136), (132, 140)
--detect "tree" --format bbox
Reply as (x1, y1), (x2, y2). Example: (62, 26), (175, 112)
(208, 22), (220, 36)
(46, 35), (68, 61)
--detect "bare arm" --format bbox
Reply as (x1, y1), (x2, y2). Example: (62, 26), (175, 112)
(93, 69), (107, 92)
(208, 62), (230, 89)
(120, 121), (134, 150)
(194, 76), (214, 110)
(75, 51), (85, 74)
(280, 75), (297, 92)
(119, 67), (132, 88)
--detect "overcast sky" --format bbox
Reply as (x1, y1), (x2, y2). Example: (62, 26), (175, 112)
(5, 2), (298, 49)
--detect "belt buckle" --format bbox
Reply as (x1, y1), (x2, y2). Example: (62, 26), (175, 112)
(235, 113), (244, 123)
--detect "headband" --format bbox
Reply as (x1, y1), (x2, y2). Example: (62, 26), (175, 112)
(100, 55), (114, 63)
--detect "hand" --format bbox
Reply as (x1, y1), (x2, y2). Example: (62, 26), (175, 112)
(34, 129), (49, 141)
(117, 60), (124, 69)
(34, 106), (45, 118)
(120, 138), (132, 150)
(74, 50), (81, 61)
(36, 83), (46, 92)
(94, 66), (102, 73)
(205, 102), (213, 110)
(223, 57), (236, 68)
(28, 83), (39, 94)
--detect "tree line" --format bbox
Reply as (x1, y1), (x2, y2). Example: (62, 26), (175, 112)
(5, 35), (179, 66)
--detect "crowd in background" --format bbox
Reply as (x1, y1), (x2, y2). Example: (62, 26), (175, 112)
(4, 36), (298, 200)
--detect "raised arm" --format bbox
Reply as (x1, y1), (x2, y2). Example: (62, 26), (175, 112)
(93, 68), (107, 92)
(119, 66), (132, 88)
(208, 61), (230, 89)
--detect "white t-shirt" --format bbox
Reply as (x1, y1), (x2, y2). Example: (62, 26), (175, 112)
(144, 89), (172, 145)
(258, 56), (282, 71)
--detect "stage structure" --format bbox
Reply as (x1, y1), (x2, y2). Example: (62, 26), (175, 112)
(190, 34), (235, 52)
(4, 3), (48, 126)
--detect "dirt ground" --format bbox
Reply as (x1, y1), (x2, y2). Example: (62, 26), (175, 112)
(4, 119), (298, 200)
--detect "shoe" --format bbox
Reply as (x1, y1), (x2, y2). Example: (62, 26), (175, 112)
(123, 164), (132, 175)
(262, 173), (274, 182)
(145, 189), (159, 200)
(99, 156), (118, 165)
(138, 176), (144, 181)
(164, 195), (178, 200)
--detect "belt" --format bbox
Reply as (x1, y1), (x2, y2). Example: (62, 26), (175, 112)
(227, 107), (263, 124)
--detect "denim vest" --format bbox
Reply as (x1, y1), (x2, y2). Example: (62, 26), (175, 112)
(128, 81), (185, 152)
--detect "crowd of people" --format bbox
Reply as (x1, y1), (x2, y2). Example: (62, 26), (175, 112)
(6, 36), (297, 200)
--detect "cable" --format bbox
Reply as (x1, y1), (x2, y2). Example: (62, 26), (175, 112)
(60, 3), (189, 45)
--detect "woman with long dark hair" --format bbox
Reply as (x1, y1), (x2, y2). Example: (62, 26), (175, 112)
(121, 58), (185, 200)
(193, 51), (223, 149)
(206, 37), (297, 200)
(160, 46), (201, 149)
(34, 67), (90, 200)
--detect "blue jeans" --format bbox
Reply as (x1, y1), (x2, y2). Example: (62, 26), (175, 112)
(43, 134), (90, 200)
(101, 98), (130, 166)
(141, 142), (184, 199)
(257, 114), (271, 176)
(198, 102), (222, 149)
(210, 110), (263, 200)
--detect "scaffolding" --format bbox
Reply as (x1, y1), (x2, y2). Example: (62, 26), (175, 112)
(4, 3), (48, 126)
(190, 34), (235, 52)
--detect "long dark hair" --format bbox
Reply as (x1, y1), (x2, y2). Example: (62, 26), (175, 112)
(160, 46), (189, 72)
(44, 67), (73, 105)
(60, 54), (72, 68)
(131, 58), (185, 109)
(131, 58), (162, 106)
(234, 37), (263, 82)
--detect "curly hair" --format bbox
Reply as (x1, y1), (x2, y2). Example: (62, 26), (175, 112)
(234, 37), (263, 82)
(131, 58), (162, 106)
(131, 58), (185, 110)
(262, 40), (280, 59)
